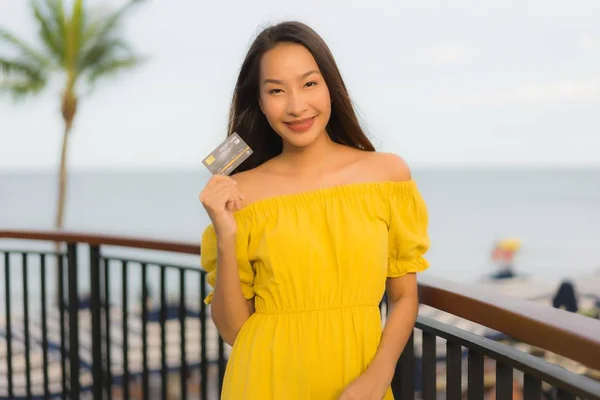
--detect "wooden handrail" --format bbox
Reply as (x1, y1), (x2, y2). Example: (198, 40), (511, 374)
(2, 229), (599, 371)
(0, 229), (200, 255)
(418, 275), (600, 371)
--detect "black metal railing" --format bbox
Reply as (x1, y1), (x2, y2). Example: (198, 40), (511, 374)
(1, 235), (226, 400)
(1, 230), (600, 400)
(390, 316), (600, 399)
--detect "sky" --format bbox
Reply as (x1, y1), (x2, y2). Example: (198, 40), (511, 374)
(1, 0), (599, 171)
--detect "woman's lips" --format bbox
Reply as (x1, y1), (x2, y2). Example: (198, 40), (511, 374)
(284, 116), (315, 133)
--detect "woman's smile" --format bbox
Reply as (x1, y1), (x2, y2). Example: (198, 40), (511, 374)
(284, 116), (316, 133)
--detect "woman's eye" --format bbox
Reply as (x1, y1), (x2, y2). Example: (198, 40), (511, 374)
(269, 89), (282, 94)
(305, 81), (317, 87)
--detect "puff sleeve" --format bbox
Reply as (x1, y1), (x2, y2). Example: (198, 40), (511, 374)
(200, 222), (255, 305)
(387, 181), (431, 277)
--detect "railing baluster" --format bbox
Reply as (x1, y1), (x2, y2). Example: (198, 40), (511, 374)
(58, 253), (67, 400)
(403, 331), (415, 400)
(180, 269), (188, 400)
(421, 331), (436, 400)
(104, 257), (113, 399)
(468, 349), (484, 400)
(90, 244), (104, 399)
(141, 263), (149, 400)
(496, 361), (513, 400)
(391, 330), (415, 399)
(446, 341), (462, 398)
(160, 265), (168, 400)
(556, 388), (576, 400)
(200, 272), (208, 400)
(67, 243), (81, 396)
(4, 252), (14, 399)
(218, 336), (226, 395)
(122, 260), (130, 400)
(523, 373), (541, 399)
(22, 253), (32, 399)
(40, 254), (50, 398)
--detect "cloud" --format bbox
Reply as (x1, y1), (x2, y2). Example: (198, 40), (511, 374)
(430, 45), (471, 64)
(577, 33), (600, 55)
(516, 79), (600, 103)
(400, 45), (473, 66)
(434, 77), (600, 106)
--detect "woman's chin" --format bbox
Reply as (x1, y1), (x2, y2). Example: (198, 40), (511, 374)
(282, 133), (320, 149)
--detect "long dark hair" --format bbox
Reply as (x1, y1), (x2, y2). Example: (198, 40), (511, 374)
(227, 21), (375, 173)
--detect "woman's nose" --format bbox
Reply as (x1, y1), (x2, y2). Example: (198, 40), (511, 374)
(286, 92), (308, 116)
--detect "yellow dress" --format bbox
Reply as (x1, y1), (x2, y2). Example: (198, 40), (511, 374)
(201, 180), (430, 399)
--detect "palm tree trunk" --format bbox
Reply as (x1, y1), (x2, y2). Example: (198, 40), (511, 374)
(53, 120), (72, 305)
(54, 87), (77, 305)
(55, 121), (72, 230)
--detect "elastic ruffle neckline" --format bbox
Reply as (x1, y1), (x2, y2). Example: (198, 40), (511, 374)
(232, 179), (418, 218)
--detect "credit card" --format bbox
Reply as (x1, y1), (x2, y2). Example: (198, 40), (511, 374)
(202, 132), (253, 176)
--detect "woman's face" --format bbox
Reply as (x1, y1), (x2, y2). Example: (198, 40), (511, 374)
(258, 42), (332, 149)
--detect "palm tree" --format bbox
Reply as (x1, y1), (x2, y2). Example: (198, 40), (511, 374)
(0, 0), (146, 232)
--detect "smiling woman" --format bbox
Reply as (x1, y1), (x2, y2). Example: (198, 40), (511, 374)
(197, 20), (430, 400)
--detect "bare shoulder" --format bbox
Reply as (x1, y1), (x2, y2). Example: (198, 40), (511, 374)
(363, 151), (412, 182)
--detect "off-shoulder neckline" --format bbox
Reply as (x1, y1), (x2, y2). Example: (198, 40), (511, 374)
(233, 179), (417, 216)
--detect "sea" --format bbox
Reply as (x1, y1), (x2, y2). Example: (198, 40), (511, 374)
(1, 168), (600, 309)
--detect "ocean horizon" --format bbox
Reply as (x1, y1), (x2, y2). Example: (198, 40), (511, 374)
(2, 167), (600, 304)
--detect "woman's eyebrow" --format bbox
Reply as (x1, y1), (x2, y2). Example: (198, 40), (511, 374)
(263, 70), (320, 85)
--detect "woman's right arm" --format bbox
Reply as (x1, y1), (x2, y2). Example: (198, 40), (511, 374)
(199, 175), (254, 346)
(210, 235), (254, 345)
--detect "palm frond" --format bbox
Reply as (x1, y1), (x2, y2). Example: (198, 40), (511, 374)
(86, 55), (145, 85)
(0, 80), (46, 100)
(45, 0), (67, 61)
(65, 0), (83, 69)
(30, 0), (66, 66)
(80, 10), (104, 50)
(94, 0), (145, 42)
(0, 28), (54, 69)
(79, 37), (133, 72)
(79, 0), (144, 54)
(76, 0), (147, 82)
(0, 0), (146, 101)
(0, 58), (47, 100)
(0, 58), (44, 79)
(46, 0), (66, 33)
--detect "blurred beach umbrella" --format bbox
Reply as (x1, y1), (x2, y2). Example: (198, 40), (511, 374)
(491, 237), (522, 263)
(496, 238), (522, 252)
(0, 0), (146, 230)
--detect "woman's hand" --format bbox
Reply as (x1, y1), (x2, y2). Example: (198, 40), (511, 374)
(338, 367), (391, 400)
(199, 175), (244, 240)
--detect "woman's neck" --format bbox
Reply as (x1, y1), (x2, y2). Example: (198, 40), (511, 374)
(276, 133), (341, 177)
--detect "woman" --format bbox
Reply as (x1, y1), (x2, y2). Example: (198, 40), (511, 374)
(199, 21), (430, 400)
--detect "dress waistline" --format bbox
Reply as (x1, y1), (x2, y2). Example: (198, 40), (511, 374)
(254, 303), (380, 315)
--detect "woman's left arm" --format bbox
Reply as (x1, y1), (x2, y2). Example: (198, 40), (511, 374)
(370, 274), (419, 384)
(338, 274), (419, 399)
(339, 153), (425, 400)
(367, 152), (423, 380)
